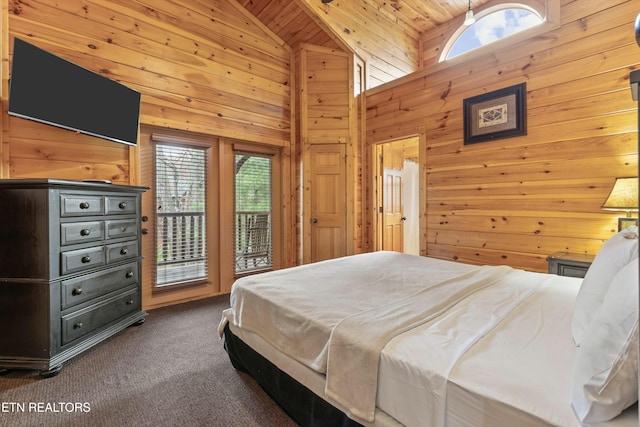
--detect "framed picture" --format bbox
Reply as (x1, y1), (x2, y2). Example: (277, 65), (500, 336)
(463, 83), (527, 145)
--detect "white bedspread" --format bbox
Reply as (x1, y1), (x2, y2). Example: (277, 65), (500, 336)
(220, 252), (639, 427)
(377, 269), (560, 426)
(325, 264), (514, 421)
(221, 251), (542, 422)
(221, 251), (478, 373)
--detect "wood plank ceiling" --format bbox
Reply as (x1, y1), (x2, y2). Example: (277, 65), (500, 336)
(238, 0), (492, 82)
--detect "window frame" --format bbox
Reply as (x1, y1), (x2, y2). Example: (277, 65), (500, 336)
(149, 133), (217, 293)
(443, 4), (544, 61)
(218, 141), (283, 284)
(153, 141), (209, 289)
(436, 0), (559, 66)
(233, 150), (274, 275)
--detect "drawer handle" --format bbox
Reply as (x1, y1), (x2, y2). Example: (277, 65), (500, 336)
(72, 287), (83, 296)
(74, 322), (83, 329)
(120, 248), (128, 255)
(79, 202), (90, 210)
(119, 202), (127, 209)
(81, 255), (91, 264)
(125, 271), (134, 279)
(126, 299), (134, 305)
(80, 229), (91, 236)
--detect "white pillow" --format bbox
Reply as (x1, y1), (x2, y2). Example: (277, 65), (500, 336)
(571, 226), (638, 346)
(571, 258), (639, 423)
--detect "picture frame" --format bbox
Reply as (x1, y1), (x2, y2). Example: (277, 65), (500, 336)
(463, 83), (527, 145)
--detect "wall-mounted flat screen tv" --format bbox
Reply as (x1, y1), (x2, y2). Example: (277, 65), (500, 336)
(8, 38), (141, 146)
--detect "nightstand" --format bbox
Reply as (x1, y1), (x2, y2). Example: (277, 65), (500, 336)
(547, 252), (595, 278)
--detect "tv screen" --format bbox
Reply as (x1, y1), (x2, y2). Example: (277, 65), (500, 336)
(8, 38), (141, 146)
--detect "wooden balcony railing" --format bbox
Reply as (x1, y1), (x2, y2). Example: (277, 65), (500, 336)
(235, 211), (271, 273)
(156, 211), (206, 285)
(155, 210), (271, 284)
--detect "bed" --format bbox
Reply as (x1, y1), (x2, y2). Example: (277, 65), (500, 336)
(218, 228), (639, 427)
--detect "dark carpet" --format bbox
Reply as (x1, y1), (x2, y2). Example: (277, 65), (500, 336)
(0, 295), (297, 427)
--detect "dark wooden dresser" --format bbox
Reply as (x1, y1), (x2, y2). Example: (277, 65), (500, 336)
(0, 179), (148, 377)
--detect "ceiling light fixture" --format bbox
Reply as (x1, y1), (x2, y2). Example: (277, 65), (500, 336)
(464, 0), (476, 26)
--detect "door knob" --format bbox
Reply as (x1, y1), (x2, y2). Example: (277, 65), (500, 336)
(401, 216), (407, 221)
(311, 218), (318, 224)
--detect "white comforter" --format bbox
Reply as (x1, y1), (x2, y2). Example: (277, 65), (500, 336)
(377, 266), (570, 426)
(325, 264), (516, 421)
(222, 251), (479, 374)
(219, 252), (636, 427)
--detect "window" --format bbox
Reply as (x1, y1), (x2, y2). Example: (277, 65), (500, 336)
(443, 5), (544, 61)
(154, 143), (207, 287)
(234, 152), (272, 274)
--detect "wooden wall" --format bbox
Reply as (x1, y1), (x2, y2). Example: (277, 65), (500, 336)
(0, 0), (294, 308)
(295, 0), (421, 88)
(366, 0), (640, 272)
(297, 44), (361, 262)
(1, 0), (638, 288)
(1, 0), (291, 183)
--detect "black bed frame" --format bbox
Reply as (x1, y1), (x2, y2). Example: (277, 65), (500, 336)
(223, 323), (363, 427)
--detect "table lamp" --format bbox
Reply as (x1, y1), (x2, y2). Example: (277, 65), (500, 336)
(601, 177), (638, 231)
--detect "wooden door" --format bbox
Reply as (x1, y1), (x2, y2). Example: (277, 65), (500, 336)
(310, 144), (346, 262)
(382, 144), (404, 252)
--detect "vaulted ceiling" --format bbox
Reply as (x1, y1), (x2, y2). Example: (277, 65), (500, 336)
(238, 0), (492, 84)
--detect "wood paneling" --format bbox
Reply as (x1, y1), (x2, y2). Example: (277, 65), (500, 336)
(3, 0), (291, 183)
(298, 44), (360, 262)
(237, 0), (340, 51)
(0, 0), (295, 308)
(304, 47), (351, 144)
(365, 0), (640, 272)
(237, 0), (493, 89)
(0, 0), (638, 298)
(8, 118), (131, 181)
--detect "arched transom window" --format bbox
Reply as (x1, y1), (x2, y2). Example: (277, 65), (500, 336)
(442, 4), (544, 61)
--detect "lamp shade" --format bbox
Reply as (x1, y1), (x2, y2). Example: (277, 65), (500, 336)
(601, 177), (639, 212)
(464, 9), (476, 26)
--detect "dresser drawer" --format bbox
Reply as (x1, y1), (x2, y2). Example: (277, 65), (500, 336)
(61, 262), (138, 310)
(105, 196), (137, 215)
(105, 219), (138, 239)
(547, 252), (594, 279)
(106, 240), (138, 264)
(60, 221), (104, 246)
(61, 246), (105, 274)
(60, 194), (104, 217)
(61, 287), (139, 345)
(557, 265), (589, 278)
